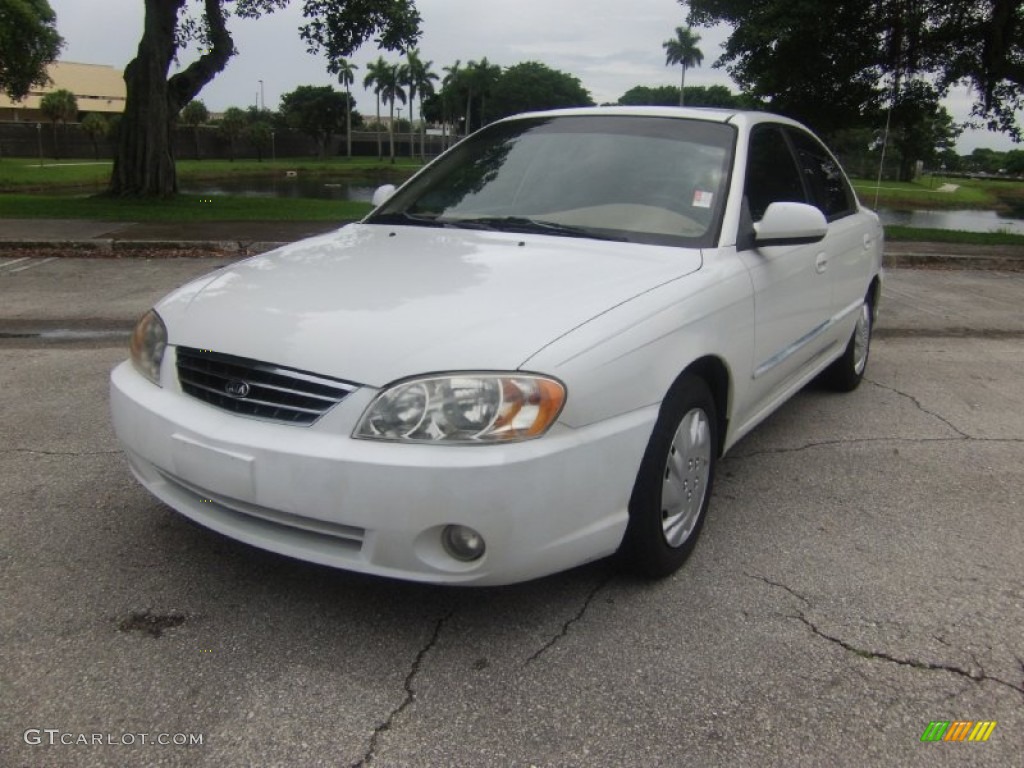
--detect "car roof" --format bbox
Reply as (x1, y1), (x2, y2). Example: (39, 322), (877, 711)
(507, 105), (809, 132)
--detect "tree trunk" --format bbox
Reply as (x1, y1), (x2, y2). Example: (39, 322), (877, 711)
(680, 65), (686, 107)
(376, 93), (382, 160)
(346, 87), (352, 158)
(408, 92), (415, 158)
(898, 156), (915, 182)
(419, 95), (426, 161)
(389, 99), (396, 164)
(110, 0), (232, 197)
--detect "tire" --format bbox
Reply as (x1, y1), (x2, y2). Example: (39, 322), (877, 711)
(823, 292), (873, 392)
(621, 374), (718, 578)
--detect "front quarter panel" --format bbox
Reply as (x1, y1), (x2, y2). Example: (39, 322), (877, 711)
(523, 250), (753, 431)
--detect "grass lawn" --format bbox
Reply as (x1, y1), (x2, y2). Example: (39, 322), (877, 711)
(0, 156), (422, 192)
(852, 176), (1024, 211)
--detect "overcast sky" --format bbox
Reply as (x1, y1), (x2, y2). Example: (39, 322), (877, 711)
(48, 0), (1019, 153)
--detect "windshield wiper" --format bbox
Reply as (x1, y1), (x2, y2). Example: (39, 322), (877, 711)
(367, 212), (448, 228)
(442, 216), (627, 242)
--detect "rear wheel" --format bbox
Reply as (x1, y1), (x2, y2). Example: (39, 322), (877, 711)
(622, 375), (718, 578)
(824, 292), (873, 392)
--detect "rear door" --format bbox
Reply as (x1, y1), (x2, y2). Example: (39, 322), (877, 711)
(785, 126), (874, 324)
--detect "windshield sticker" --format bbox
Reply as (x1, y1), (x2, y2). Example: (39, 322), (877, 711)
(692, 190), (714, 208)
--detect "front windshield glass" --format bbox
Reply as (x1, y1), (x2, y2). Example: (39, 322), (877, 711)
(368, 115), (736, 247)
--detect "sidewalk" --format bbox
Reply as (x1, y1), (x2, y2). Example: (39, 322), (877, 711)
(1, 217), (1023, 269)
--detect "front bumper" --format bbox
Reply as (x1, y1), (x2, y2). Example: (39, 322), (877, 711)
(110, 358), (656, 585)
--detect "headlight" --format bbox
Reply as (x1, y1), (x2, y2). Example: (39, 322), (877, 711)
(354, 373), (566, 444)
(130, 310), (167, 385)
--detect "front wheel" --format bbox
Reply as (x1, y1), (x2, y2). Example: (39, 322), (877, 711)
(823, 293), (873, 392)
(621, 375), (718, 578)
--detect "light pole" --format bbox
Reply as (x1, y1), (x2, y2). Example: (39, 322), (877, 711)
(259, 80), (265, 112)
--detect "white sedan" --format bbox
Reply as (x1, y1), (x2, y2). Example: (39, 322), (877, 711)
(111, 107), (882, 585)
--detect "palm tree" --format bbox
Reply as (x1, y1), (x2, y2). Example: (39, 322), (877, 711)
(663, 26), (704, 107)
(379, 63), (407, 164)
(404, 50), (421, 158)
(408, 50), (438, 159)
(336, 59), (358, 159)
(363, 56), (389, 160)
(39, 89), (77, 159)
(442, 60), (462, 144)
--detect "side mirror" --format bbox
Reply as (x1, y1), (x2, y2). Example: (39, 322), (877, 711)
(754, 202), (827, 247)
(371, 184), (397, 207)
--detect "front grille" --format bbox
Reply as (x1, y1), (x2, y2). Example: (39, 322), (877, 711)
(176, 346), (359, 425)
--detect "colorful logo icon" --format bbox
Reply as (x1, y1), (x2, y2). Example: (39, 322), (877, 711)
(920, 721), (997, 742)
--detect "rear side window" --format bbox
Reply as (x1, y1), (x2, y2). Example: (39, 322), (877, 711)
(787, 128), (857, 220)
(744, 126), (806, 221)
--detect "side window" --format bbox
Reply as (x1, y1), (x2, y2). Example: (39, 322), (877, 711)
(744, 125), (806, 221)
(787, 128), (857, 220)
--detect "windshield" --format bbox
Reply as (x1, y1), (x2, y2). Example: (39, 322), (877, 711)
(368, 115), (736, 247)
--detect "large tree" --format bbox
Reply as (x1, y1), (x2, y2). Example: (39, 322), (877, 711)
(487, 61), (593, 122)
(0, 0), (64, 100)
(662, 26), (703, 107)
(618, 83), (750, 108)
(686, 0), (1024, 141)
(110, 0), (420, 197)
(280, 84), (349, 158)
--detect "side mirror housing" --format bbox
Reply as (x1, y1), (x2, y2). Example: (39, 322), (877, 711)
(371, 184), (397, 207)
(754, 202), (827, 247)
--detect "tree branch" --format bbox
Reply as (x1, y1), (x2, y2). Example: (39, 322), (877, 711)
(166, 0), (235, 114)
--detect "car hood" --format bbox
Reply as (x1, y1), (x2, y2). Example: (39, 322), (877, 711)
(157, 224), (702, 385)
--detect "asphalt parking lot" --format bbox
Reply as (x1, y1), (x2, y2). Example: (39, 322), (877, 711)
(1, 257), (1022, 767)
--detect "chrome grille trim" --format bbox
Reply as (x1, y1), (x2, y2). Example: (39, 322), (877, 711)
(176, 346), (359, 425)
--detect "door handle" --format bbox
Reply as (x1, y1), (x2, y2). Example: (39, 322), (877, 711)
(815, 253), (828, 274)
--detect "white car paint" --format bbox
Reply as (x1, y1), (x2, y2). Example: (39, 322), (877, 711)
(110, 107), (883, 585)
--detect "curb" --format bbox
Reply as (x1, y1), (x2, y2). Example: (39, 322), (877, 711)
(0, 239), (290, 257)
(883, 252), (1024, 271)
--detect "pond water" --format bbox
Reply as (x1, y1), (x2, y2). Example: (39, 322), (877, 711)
(180, 175), (1024, 235)
(179, 174), (398, 203)
(876, 208), (1024, 235)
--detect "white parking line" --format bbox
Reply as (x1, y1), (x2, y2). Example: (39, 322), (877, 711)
(0, 257), (32, 272)
(4, 257), (58, 274)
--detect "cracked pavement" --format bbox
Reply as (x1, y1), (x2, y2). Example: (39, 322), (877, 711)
(2, 261), (1022, 767)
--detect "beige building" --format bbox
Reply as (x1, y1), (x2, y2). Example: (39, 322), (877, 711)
(0, 61), (126, 121)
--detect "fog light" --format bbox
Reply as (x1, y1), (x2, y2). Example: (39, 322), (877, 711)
(441, 524), (486, 562)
